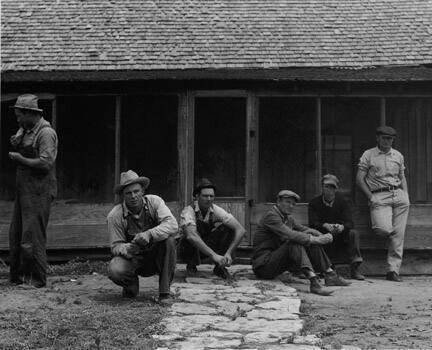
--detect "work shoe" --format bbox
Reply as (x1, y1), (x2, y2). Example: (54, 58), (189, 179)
(122, 283), (139, 298)
(325, 271), (351, 286)
(186, 263), (198, 276)
(213, 265), (232, 280)
(386, 271), (402, 282)
(310, 277), (333, 296)
(350, 264), (365, 280)
(159, 293), (175, 305)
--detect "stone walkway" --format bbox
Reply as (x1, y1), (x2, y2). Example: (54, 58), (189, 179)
(154, 264), (359, 350)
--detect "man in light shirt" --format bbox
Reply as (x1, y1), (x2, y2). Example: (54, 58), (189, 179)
(179, 179), (246, 279)
(107, 170), (178, 300)
(356, 126), (410, 282)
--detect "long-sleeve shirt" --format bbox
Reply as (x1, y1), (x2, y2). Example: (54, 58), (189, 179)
(308, 193), (354, 233)
(252, 205), (311, 269)
(107, 194), (178, 256)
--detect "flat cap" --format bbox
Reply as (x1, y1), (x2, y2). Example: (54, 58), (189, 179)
(277, 190), (300, 202)
(376, 125), (397, 137)
(322, 174), (339, 189)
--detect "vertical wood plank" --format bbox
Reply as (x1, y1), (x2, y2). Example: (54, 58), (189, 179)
(51, 97), (57, 129)
(114, 96), (121, 203)
(245, 93), (259, 245)
(316, 97), (322, 192)
(380, 97), (386, 125)
(426, 99), (432, 201)
(415, 99), (427, 201)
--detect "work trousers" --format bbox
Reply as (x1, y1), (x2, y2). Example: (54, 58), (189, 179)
(253, 242), (332, 279)
(179, 222), (235, 265)
(369, 188), (410, 274)
(9, 191), (52, 287)
(325, 229), (363, 265)
(107, 236), (176, 295)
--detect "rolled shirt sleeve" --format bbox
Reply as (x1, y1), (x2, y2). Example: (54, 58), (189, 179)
(212, 204), (234, 226)
(179, 206), (196, 229)
(145, 195), (179, 242)
(107, 206), (129, 256)
(36, 126), (58, 168)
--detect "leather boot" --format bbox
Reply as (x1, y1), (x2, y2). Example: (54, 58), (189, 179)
(325, 271), (351, 286)
(122, 282), (139, 298)
(350, 263), (365, 280)
(310, 276), (333, 296)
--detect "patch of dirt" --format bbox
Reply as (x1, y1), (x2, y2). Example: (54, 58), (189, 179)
(292, 275), (432, 349)
(0, 261), (169, 350)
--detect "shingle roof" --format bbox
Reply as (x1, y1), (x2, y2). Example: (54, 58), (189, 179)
(2, 0), (432, 74)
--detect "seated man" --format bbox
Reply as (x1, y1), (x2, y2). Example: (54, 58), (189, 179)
(308, 174), (364, 280)
(252, 190), (350, 296)
(107, 170), (178, 301)
(179, 179), (246, 279)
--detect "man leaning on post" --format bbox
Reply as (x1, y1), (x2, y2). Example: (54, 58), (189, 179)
(107, 170), (178, 302)
(356, 126), (410, 282)
(252, 190), (351, 296)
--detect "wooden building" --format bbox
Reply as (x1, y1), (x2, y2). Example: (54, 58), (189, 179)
(1, 0), (432, 272)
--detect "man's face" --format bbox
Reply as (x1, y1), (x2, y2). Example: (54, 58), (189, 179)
(14, 109), (33, 129)
(277, 197), (296, 215)
(123, 183), (144, 210)
(322, 183), (337, 201)
(376, 134), (394, 152)
(197, 188), (215, 211)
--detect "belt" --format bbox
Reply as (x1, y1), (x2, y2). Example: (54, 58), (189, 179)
(371, 185), (401, 193)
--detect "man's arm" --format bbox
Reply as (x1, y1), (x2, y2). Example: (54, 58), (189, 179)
(221, 216), (246, 266)
(108, 211), (136, 258)
(184, 225), (226, 265)
(308, 200), (327, 232)
(264, 212), (312, 245)
(356, 168), (373, 201)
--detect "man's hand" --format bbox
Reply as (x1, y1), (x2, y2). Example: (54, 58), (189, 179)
(334, 224), (344, 233)
(310, 233), (333, 245)
(132, 231), (151, 247)
(323, 223), (335, 233)
(305, 228), (322, 237)
(223, 253), (233, 267)
(8, 152), (22, 162)
(120, 243), (141, 259)
(10, 135), (20, 147)
(212, 254), (228, 267)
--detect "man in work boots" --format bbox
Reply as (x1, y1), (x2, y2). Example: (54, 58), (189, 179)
(252, 190), (350, 296)
(179, 179), (246, 279)
(357, 126), (410, 282)
(107, 170), (178, 301)
(308, 174), (364, 280)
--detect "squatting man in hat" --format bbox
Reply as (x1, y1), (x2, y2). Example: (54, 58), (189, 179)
(252, 190), (351, 296)
(179, 179), (246, 279)
(8, 94), (58, 288)
(308, 174), (364, 280)
(107, 170), (178, 301)
(356, 126), (410, 282)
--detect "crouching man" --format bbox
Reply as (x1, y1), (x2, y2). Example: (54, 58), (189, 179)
(107, 170), (178, 301)
(252, 190), (350, 296)
(179, 179), (246, 279)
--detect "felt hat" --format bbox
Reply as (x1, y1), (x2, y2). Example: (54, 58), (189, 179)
(114, 170), (150, 194)
(10, 94), (43, 113)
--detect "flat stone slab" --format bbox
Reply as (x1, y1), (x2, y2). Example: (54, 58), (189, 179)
(293, 334), (322, 346)
(247, 309), (299, 320)
(256, 297), (301, 313)
(211, 300), (254, 317)
(213, 318), (303, 334)
(164, 315), (231, 335)
(173, 282), (232, 290)
(170, 303), (218, 315)
(177, 289), (216, 303)
(243, 331), (283, 344)
(166, 337), (242, 350)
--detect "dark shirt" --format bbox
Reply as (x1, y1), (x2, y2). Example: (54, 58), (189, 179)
(308, 193), (354, 233)
(252, 205), (311, 269)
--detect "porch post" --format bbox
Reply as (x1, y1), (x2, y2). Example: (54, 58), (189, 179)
(114, 95), (121, 202)
(380, 97), (386, 125)
(316, 97), (322, 193)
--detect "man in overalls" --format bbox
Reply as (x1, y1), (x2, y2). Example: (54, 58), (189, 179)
(179, 179), (246, 279)
(107, 170), (178, 301)
(8, 94), (58, 288)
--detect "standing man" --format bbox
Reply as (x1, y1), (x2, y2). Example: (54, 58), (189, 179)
(252, 190), (350, 296)
(309, 174), (364, 280)
(107, 170), (178, 301)
(356, 126), (410, 282)
(8, 94), (58, 288)
(179, 179), (246, 279)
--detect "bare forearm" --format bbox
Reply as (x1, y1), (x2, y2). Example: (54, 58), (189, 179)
(226, 228), (246, 255)
(356, 171), (372, 199)
(188, 233), (217, 259)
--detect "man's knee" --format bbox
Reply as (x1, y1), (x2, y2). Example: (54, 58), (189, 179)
(373, 227), (392, 237)
(107, 257), (132, 282)
(347, 229), (359, 240)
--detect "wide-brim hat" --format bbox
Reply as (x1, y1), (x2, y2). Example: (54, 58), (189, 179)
(114, 170), (150, 194)
(193, 178), (216, 196)
(9, 94), (43, 113)
(322, 174), (339, 189)
(277, 190), (300, 202)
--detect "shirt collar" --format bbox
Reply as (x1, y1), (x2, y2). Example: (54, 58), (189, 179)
(375, 146), (393, 155)
(122, 196), (144, 218)
(273, 205), (289, 222)
(25, 117), (45, 135)
(322, 195), (334, 207)
(193, 200), (214, 214)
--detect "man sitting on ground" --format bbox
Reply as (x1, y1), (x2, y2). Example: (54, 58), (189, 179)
(308, 174), (364, 280)
(179, 178), (246, 279)
(107, 170), (178, 301)
(252, 190), (350, 296)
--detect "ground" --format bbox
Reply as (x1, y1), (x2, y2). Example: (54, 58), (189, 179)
(0, 260), (431, 349)
(286, 274), (432, 349)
